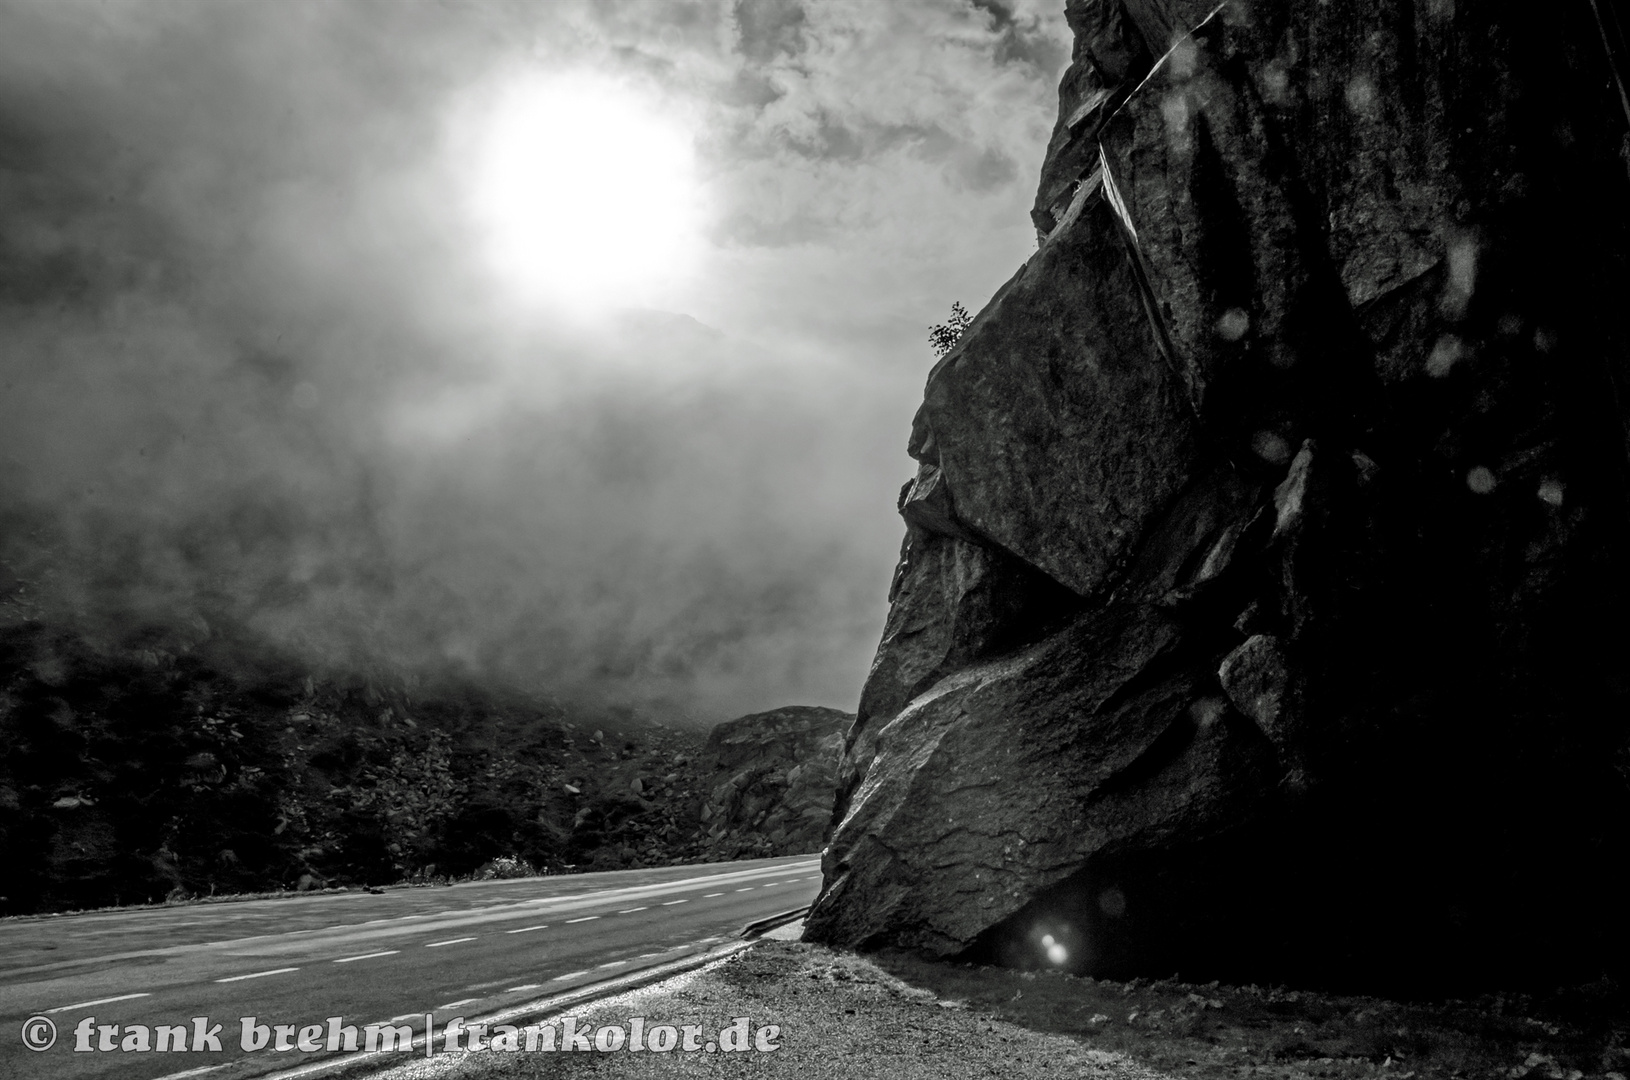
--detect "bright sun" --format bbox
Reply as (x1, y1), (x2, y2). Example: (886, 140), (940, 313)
(469, 73), (702, 308)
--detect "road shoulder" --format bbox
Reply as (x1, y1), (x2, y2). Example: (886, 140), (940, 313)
(363, 939), (1168, 1079)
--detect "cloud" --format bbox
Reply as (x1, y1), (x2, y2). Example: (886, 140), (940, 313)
(0, 0), (1068, 721)
(733, 0), (809, 63)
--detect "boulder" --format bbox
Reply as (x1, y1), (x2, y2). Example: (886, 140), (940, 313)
(806, 0), (1630, 994)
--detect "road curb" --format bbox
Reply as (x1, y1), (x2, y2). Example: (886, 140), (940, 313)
(737, 906), (809, 939)
(226, 939), (756, 1080)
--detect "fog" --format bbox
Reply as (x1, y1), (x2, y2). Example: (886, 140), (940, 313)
(0, 0), (1067, 722)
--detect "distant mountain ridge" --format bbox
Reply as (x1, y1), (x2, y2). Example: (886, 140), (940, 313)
(0, 612), (847, 914)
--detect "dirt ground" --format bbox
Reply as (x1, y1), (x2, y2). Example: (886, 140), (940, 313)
(871, 949), (1629, 1080)
(368, 937), (1627, 1080)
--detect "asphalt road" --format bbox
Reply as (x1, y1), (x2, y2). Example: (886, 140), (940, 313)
(1, 854), (821, 1080)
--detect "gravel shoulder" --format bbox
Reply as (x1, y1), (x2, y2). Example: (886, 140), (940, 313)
(366, 936), (1170, 1080)
(359, 930), (1627, 1080)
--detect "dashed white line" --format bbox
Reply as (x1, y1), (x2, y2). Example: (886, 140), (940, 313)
(704, 892), (724, 898)
(388, 1013), (421, 1024)
(216, 967), (299, 983)
(661, 899), (688, 905)
(506, 984), (542, 992)
(565, 915), (600, 924)
(505, 925), (549, 934)
(46, 992), (151, 1013)
(334, 950), (399, 963)
(735, 888), (754, 892)
(596, 959), (628, 968)
(426, 937), (476, 948)
(617, 907), (648, 913)
(438, 998), (479, 1010)
(550, 970), (590, 981)
(635, 952), (665, 959)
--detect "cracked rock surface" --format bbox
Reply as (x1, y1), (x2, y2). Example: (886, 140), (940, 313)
(806, 0), (1630, 993)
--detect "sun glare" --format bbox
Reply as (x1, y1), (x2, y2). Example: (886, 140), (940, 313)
(469, 73), (702, 308)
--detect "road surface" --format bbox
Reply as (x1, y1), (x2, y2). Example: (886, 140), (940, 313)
(1, 854), (820, 1080)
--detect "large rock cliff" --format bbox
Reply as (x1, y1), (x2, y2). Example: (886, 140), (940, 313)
(805, 0), (1630, 993)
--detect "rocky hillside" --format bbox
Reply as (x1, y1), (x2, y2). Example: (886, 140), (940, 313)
(697, 705), (849, 860)
(0, 610), (848, 914)
(806, 0), (1630, 995)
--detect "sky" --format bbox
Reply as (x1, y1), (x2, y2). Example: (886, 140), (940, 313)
(0, 0), (1071, 723)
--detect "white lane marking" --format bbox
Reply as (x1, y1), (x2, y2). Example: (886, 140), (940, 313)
(565, 915), (599, 924)
(506, 983), (542, 992)
(661, 899), (688, 905)
(636, 952), (665, 959)
(334, 950), (399, 963)
(426, 937), (476, 948)
(762, 881), (780, 886)
(438, 998), (479, 1010)
(704, 892), (724, 898)
(617, 907), (648, 914)
(505, 924), (549, 934)
(216, 966), (299, 983)
(596, 959), (628, 968)
(805, 876), (820, 881)
(388, 1013), (421, 1024)
(735, 888), (754, 892)
(46, 992), (151, 1013)
(550, 970), (590, 981)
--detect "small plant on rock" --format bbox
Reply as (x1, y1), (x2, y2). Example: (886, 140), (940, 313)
(929, 301), (972, 358)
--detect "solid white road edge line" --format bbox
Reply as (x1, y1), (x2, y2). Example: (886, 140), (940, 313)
(225, 940), (757, 1080)
(45, 992), (152, 1013)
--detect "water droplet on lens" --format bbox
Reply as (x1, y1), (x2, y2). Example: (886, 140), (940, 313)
(1344, 74), (1377, 116)
(1252, 431), (1291, 465)
(1216, 308), (1250, 342)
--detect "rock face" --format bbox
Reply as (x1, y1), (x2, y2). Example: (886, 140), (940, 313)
(806, 0), (1630, 993)
(699, 706), (850, 859)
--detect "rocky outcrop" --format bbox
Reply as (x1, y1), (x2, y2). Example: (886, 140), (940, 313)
(807, 0), (1630, 993)
(698, 706), (850, 858)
